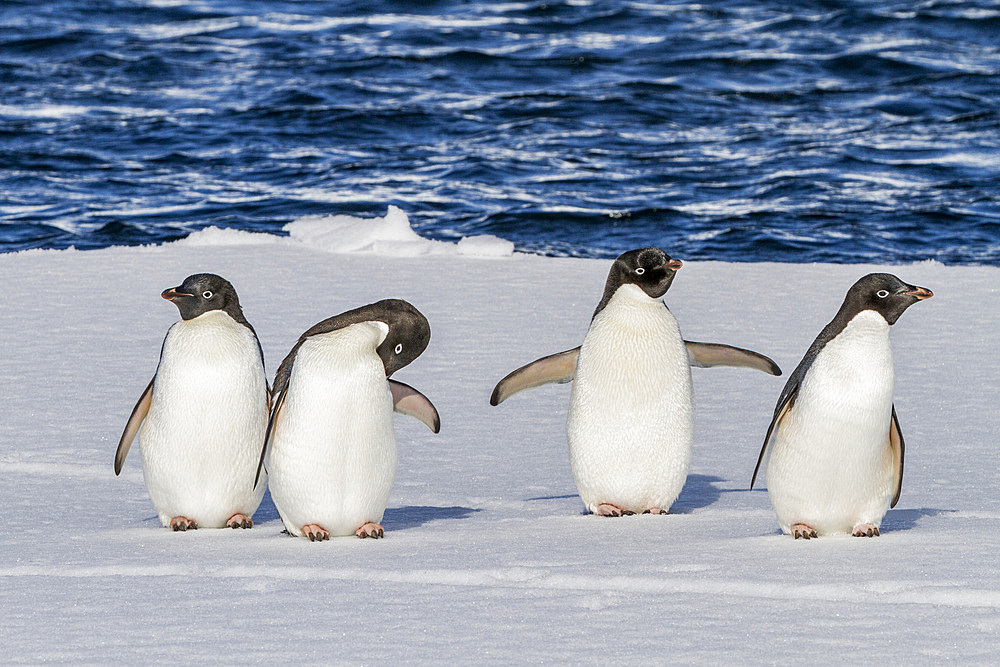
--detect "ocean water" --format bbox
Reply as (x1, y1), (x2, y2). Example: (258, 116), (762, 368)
(1, 0), (998, 263)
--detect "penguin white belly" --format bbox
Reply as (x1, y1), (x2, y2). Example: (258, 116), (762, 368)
(267, 323), (397, 537)
(766, 312), (895, 535)
(566, 285), (694, 513)
(139, 311), (268, 528)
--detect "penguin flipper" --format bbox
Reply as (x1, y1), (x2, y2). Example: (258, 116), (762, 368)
(389, 379), (440, 433)
(685, 341), (782, 376)
(115, 378), (153, 476)
(889, 405), (905, 508)
(489, 347), (580, 406)
(751, 383), (797, 489)
(255, 387), (286, 489)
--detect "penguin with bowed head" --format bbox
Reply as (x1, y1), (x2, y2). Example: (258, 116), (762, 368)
(258, 299), (440, 541)
(491, 247), (782, 517)
(115, 273), (269, 531)
(751, 273), (932, 539)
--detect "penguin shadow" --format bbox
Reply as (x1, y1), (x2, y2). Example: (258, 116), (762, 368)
(253, 492), (480, 531)
(669, 474), (728, 514)
(524, 475), (728, 515)
(881, 507), (956, 532)
(383, 505), (481, 531)
(254, 489), (282, 524)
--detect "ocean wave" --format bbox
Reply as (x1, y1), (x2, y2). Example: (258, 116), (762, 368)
(1, 0), (998, 262)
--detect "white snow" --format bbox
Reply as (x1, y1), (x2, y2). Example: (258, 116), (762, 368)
(180, 205), (515, 258)
(1, 225), (998, 662)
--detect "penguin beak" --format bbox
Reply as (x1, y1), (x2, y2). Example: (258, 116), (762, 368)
(664, 259), (683, 271)
(161, 287), (193, 301)
(902, 285), (933, 300)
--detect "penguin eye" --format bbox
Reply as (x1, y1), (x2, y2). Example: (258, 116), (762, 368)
(202, 290), (214, 299)
(635, 267), (645, 275)
(876, 290), (889, 299)
(394, 343), (403, 354)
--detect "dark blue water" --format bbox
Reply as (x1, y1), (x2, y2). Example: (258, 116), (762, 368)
(1, 0), (998, 262)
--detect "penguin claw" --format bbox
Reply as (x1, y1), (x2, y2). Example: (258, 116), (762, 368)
(596, 504), (623, 517)
(226, 514), (253, 529)
(356, 523), (384, 539)
(852, 523), (880, 538)
(169, 517), (198, 532)
(302, 524), (329, 542)
(791, 524), (817, 539)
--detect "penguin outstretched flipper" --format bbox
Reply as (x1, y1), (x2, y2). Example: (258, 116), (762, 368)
(389, 380), (440, 433)
(684, 341), (781, 375)
(491, 339), (779, 409)
(490, 347), (580, 406)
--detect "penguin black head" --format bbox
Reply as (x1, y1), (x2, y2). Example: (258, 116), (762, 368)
(594, 247), (683, 317)
(162, 273), (246, 323)
(372, 299), (431, 377)
(842, 273), (933, 325)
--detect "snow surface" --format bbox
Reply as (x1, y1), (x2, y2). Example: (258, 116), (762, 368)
(2, 213), (999, 662)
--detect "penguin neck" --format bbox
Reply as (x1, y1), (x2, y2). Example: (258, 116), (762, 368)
(589, 284), (678, 342)
(593, 283), (666, 320)
(175, 309), (236, 332)
(814, 310), (893, 381)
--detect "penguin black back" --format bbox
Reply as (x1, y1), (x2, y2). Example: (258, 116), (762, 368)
(272, 299), (430, 396)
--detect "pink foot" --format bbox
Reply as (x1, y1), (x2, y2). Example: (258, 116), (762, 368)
(356, 523), (384, 539)
(226, 513), (253, 529)
(791, 523), (817, 540)
(169, 516), (198, 532)
(852, 523), (880, 538)
(302, 524), (329, 542)
(596, 503), (623, 517)
(643, 508), (668, 515)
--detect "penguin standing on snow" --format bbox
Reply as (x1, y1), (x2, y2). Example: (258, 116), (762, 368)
(751, 273), (933, 539)
(115, 273), (269, 531)
(491, 247), (781, 517)
(258, 299), (439, 541)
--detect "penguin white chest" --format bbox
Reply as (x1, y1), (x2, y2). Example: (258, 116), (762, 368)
(267, 322), (397, 537)
(767, 311), (896, 534)
(566, 284), (694, 513)
(139, 311), (268, 528)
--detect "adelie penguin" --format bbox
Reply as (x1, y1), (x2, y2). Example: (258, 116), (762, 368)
(115, 274), (269, 531)
(258, 299), (440, 541)
(491, 248), (782, 517)
(751, 273), (933, 539)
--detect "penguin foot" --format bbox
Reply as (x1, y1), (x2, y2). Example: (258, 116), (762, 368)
(642, 508), (667, 515)
(790, 524), (818, 539)
(852, 523), (880, 538)
(226, 514), (253, 529)
(595, 504), (624, 517)
(169, 516), (198, 532)
(356, 523), (384, 539)
(302, 524), (330, 542)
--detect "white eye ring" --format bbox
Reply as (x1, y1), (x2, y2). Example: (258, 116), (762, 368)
(202, 290), (214, 299)
(394, 343), (403, 354)
(635, 267), (645, 275)
(876, 290), (889, 298)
